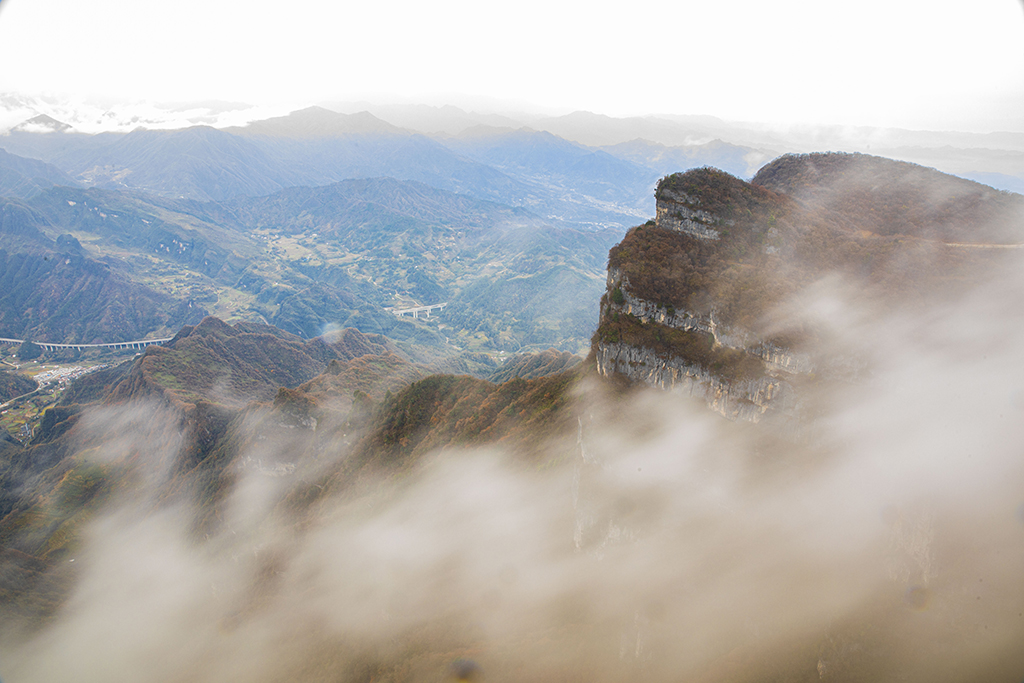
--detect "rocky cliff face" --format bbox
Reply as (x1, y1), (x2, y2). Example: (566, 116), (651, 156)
(593, 156), (1024, 423)
(598, 266), (805, 422)
(654, 185), (732, 240)
(593, 341), (793, 422)
(606, 265), (814, 374)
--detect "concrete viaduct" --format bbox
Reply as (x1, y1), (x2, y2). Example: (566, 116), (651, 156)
(390, 302), (448, 319)
(0, 337), (173, 352)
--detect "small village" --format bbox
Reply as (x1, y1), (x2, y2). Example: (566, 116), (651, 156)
(1, 355), (110, 442)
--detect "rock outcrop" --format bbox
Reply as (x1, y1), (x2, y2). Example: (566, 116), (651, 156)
(599, 262), (808, 423)
(593, 341), (792, 422)
(593, 157), (1024, 424)
(654, 185), (731, 240)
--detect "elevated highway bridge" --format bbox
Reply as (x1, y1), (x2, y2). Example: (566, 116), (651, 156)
(389, 302), (448, 319)
(0, 337), (173, 352)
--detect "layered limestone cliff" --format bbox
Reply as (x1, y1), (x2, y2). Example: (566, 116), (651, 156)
(608, 267), (717, 336)
(600, 265), (812, 421)
(596, 156), (1024, 423)
(655, 185), (734, 240)
(595, 169), (813, 422)
(593, 341), (794, 423)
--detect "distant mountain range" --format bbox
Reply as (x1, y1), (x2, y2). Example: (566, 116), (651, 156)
(1, 107), (657, 227)
(1, 99), (1022, 360)
(4, 94), (1024, 194)
(2, 138), (1023, 681)
(0, 169), (619, 356)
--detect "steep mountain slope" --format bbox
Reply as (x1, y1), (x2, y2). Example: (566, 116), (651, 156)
(0, 306), (584, 638)
(0, 149), (79, 200)
(0, 199), (56, 251)
(106, 317), (393, 407)
(752, 152), (1024, 244)
(0, 318), (425, 615)
(54, 126), (290, 201)
(0, 198), (206, 343)
(233, 122), (529, 205)
(592, 154), (1024, 421)
(486, 348), (581, 383)
(0, 370), (36, 401)
(2, 142), (1023, 681)
(28, 186), (254, 281)
(295, 351), (426, 409)
(443, 127), (657, 216)
(352, 364), (583, 468)
(0, 248), (204, 343)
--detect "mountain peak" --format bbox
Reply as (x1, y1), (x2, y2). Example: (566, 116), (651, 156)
(10, 114), (74, 134)
(752, 152), (1024, 243)
(228, 106), (405, 138)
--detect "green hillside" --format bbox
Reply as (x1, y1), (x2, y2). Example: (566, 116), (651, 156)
(4, 151), (1022, 680)
(1, 179), (618, 358)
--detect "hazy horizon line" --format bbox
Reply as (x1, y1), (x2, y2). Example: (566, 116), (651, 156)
(3, 90), (1024, 138)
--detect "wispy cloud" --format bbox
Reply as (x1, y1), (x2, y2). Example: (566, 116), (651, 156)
(2, 254), (1023, 681)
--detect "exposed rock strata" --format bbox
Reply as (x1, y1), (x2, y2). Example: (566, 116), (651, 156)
(593, 341), (794, 423)
(606, 266), (813, 375)
(600, 261), (813, 421)
(655, 185), (733, 240)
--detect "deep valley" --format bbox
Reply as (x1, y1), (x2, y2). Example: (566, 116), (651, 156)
(1, 104), (1023, 683)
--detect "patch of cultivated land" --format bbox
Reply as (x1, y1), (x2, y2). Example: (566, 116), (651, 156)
(0, 352), (115, 441)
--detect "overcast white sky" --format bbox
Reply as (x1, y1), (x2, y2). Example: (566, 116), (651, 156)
(0, 0), (1021, 132)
